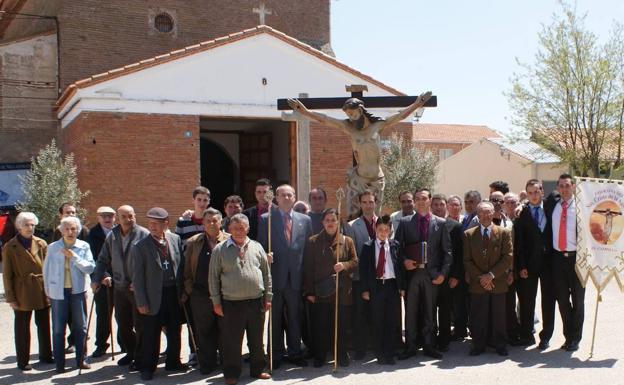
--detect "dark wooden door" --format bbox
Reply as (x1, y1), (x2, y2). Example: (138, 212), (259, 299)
(239, 133), (273, 205)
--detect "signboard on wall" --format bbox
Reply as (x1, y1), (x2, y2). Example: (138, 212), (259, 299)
(0, 163), (29, 208)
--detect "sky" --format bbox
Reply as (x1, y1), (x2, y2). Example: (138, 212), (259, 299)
(330, 0), (624, 136)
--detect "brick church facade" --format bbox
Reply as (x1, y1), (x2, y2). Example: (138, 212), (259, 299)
(1, 2), (414, 225)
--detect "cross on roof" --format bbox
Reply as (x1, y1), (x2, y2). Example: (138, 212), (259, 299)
(253, 3), (272, 25)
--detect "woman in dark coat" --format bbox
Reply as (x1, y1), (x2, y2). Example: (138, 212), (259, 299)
(303, 208), (357, 368)
(2, 212), (53, 371)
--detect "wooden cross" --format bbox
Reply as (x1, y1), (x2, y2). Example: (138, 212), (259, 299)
(277, 84), (437, 111)
(253, 3), (272, 25)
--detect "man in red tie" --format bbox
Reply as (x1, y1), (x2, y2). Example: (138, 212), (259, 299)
(549, 173), (585, 352)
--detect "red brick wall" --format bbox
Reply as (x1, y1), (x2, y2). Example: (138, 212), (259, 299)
(57, 0), (331, 90)
(63, 112), (199, 228)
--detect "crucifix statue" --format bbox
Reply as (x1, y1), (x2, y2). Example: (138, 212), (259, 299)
(281, 85), (435, 218)
(253, 3), (272, 25)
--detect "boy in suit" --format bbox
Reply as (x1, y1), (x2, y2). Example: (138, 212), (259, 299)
(359, 215), (405, 365)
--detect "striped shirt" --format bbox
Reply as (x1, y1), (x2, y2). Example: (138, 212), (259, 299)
(175, 214), (204, 243)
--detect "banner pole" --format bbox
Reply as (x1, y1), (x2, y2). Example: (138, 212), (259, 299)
(589, 290), (602, 358)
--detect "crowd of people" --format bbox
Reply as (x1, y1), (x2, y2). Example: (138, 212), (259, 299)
(1, 174), (586, 384)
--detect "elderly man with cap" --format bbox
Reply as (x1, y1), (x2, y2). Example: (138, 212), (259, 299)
(87, 206), (116, 358)
(92, 205), (149, 369)
(132, 207), (187, 381)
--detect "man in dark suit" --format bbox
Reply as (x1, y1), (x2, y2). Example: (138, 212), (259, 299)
(513, 179), (555, 347)
(243, 178), (272, 240)
(359, 215), (405, 365)
(464, 201), (513, 356)
(396, 188), (452, 360)
(258, 184), (313, 368)
(132, 207), (188, 381)
(548, 174), (585, 352)
(87, 206), (116, 357)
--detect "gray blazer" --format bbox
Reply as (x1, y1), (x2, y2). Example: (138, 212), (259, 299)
(93, 224), (149, 289)
(394, 213), (452, 280)
(258, 207), (312, 292)
(347, 216), (375, 281)
(131, 232), (183, 315)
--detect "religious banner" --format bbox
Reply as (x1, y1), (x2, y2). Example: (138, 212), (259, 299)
(575, 177), (624, 292)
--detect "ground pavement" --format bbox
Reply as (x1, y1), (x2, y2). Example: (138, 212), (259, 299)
(0, 265), (622, 385)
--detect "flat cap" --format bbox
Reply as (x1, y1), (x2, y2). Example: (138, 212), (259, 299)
(96, 206), (116, 215)
(146, 207), (168, 219)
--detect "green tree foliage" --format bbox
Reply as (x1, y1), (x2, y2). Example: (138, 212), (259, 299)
(508, 1), (624, 177)
(17, 139), (88, 234)
(381, 133), (437, 211)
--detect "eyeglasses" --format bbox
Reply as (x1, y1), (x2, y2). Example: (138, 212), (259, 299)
(490, 199), (504, 203)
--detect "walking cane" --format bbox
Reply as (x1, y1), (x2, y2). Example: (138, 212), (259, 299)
(264, 190), (275, 374)
(333, 188), (345, 373)
(106, 285), (116, 361)
(182, 302), (199, 354)
(79, 287), (98, 375)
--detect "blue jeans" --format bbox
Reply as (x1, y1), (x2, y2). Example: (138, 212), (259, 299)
(51, 289), (87, 368)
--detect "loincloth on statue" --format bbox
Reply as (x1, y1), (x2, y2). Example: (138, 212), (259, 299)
(345, 167), (385, 217)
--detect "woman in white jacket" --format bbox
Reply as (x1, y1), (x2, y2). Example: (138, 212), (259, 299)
(43, 216), (95, 374)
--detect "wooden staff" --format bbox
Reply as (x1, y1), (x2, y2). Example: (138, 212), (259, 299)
(79, 288), (98, 375)
(107, 285), (116, 361)
(333, 187), (345, 373)
(264, 190), (275, 374)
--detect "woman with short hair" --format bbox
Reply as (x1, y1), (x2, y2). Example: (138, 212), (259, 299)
(2, 212), (53, 371)
(43, 216), (95, 373)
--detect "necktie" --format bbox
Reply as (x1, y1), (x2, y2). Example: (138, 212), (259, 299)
(376, 241), (386, 278)
(482, 227), (490, 250)
(558, 200), (568, 251)
(533, 206), (540, 227)
(284, 213), (292, 245)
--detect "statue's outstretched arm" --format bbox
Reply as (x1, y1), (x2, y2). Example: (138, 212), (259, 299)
(382, 91), (433, 129)
(287, 98), (347, 132)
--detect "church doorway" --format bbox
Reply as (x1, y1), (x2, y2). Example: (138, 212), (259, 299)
(200, 118), (296, 210)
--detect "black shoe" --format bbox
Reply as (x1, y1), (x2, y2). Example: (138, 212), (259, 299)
(438, 344), (449, 352)
(117, 354), (133, 366)
(516, 337), (536, 346)
(383, 357), (396, 365)
(353, 351), (366, 360)
(538, 340), (550, 350)
(18, 364), (32, 371)
(508, 336), (524, 346)
(560, 341), (569, 350)
(165, 362), (189, 371)
(496, 348), (509, 357)
(450, 332), (467, 342)
(65, 345), (75, 354)
(140, 371), (153, 381)
(338, 353), (350, 367)
(566, 341), (579, 352)
(199, 366), (215, 375)
(56, 366), (66, 374)
(313, 359), (324, 368)
(287, 356), (308, 367)
(39, 357), (55, 364)
(398, 349), (418, 360)
(423, 347), (443, 359)
(92, 344), (109, 358)
(469, 347), (484, 356)
(128, 362), (140, 372)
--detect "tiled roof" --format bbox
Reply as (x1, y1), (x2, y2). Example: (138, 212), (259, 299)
(489, 137), (561, 163)
(532, 128), (619, 161)
(412, 123), (501, 143)
(56, 25), (405, 110)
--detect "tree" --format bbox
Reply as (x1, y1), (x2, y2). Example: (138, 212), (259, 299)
(17, 139), (88, 235)
(381, 133), (437, 211)
(508, 1), (624, 177)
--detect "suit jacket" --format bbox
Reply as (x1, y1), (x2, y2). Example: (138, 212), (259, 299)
(359, 238), (405, 296)
(394, 213), (452, 280)
(2, 236), (48, 310)
(258, 207), (312, 292)
(131, 232), (184, 315)
(93, 224), (149, 289)
(303, 230), (358, 304)
(463, 225), (513, 294)
(348, 216), (377, 280)
(514, 204), (548, 275)
(243, 206), (261, 240)
(182, 230), (229, 296)
(446, 218), (465, 281)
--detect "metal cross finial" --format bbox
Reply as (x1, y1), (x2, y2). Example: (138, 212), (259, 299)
(253, 3), (272, 25)
(336, 187), (345, 202)
(264, 189), (274, 205)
